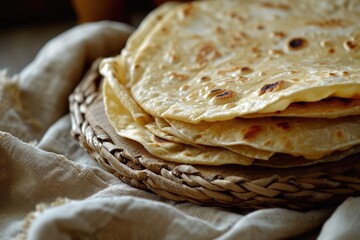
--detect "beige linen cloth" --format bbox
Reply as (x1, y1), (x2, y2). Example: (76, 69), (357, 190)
(1, 21), (360, 240)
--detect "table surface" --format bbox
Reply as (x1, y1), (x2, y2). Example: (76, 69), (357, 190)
(0, 12), (148, 76)
(0, 21), (76, 75)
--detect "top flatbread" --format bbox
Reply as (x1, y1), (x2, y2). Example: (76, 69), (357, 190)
(123, 0), (360, 123)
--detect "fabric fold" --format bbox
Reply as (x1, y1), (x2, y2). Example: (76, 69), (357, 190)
(318, 197), (360, 240)
(18, 21), (134, 141)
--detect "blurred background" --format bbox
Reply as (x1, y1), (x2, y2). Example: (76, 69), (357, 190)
(0, 0), (175, 75)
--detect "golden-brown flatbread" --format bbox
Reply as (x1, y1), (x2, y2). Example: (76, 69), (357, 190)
(125, 0), (360, 123)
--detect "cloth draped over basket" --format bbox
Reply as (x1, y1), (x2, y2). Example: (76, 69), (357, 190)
(0, 21), (360, 240)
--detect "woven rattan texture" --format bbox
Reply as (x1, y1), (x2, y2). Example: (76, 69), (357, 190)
(69, 60), (360, 210)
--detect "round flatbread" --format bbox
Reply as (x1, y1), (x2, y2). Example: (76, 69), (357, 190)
(124, 0), (360, 123)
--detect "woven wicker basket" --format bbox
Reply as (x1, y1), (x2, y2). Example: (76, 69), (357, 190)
(69, 60), (360, 210)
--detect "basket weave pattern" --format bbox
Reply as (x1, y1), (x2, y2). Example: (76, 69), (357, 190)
(69, 61), (360, 210)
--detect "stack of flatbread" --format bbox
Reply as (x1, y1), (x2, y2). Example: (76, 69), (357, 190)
(100, 0), (360, 168)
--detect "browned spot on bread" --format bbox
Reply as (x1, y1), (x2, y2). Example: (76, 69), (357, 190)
(342, 71), (350, 76)
(235, 32), (249, 39)
(196, 43), (221, 66)
(258, 80), (287, 96)
(307, 19), (345, 28)
(156, 15), (163, 21)
(271, 31), (286, 39)
(165, 50), (179, 63)
(328, 72), (337, 77)
(200, 76), (211, 81)
(240, 67), (253, 73)
(166, 72), (188, 81)
(184, 152), (192, 157)
(261, 2), (290, 10)
(243, 125), (263, 140)
(182, 3), (193, 17)
(276, 122), (291, 130)
(344, 40), (358, 51)
(208, 88), (224, 97)
(217, 66), (253, 76)
(288, 38), (308, 50)
(336, 130), (344, 139)
(231, 32), (250, 47)
(251, 47), (261, 53)
(209, 89), (238, 104)
(215, 26), (224, 34)
(230, 12), (246, 22)
(215, 90), (235, 99)
(328, 48), (335, 54)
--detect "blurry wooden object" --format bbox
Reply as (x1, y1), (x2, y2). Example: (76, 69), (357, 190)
(0, 0), (75, 27)
(71, 0), (128, 23)
(153, 0), (191, 5)
(71, 0), (192, 24)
